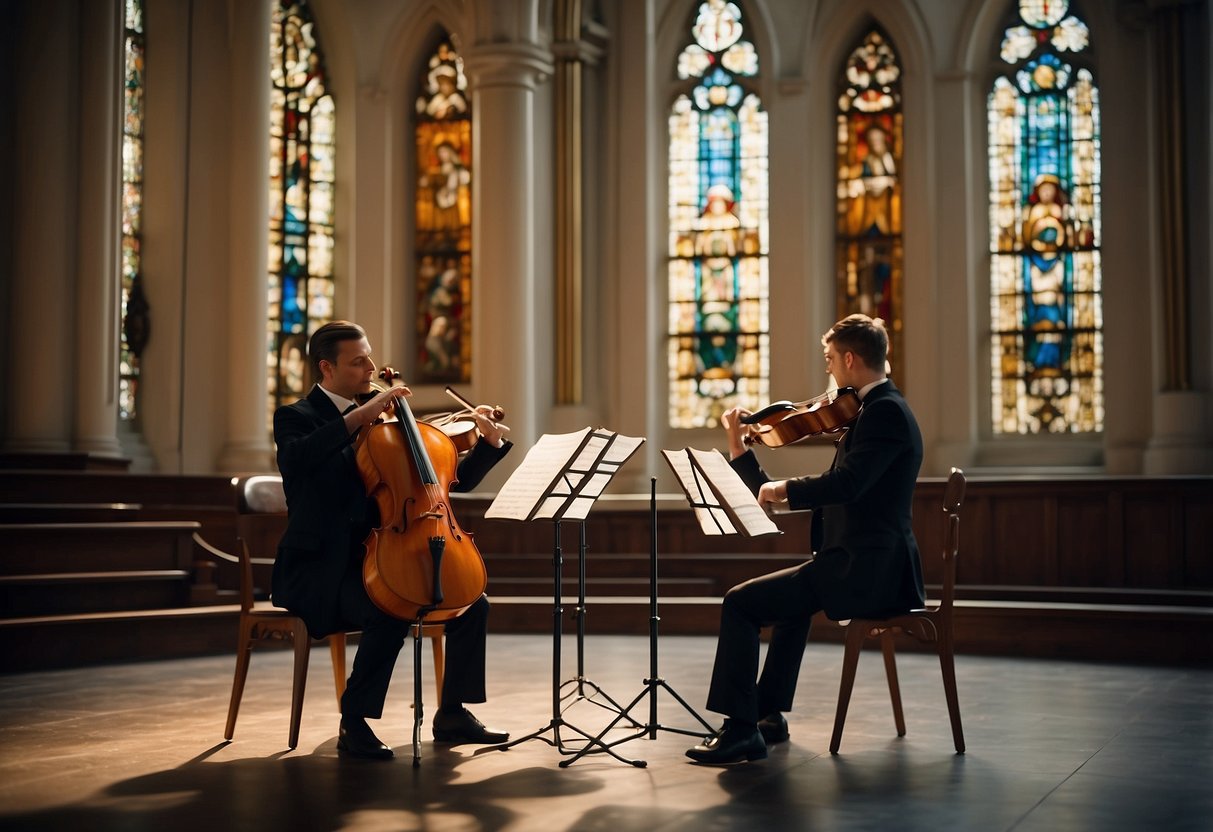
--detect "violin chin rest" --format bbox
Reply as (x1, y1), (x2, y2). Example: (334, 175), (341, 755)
(741, 401), (796, 424)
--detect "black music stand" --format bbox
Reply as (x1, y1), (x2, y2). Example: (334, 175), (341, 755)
(479, 426), (647, 767)
(562, 449), (781, 766)
(561, 519), (644, 725)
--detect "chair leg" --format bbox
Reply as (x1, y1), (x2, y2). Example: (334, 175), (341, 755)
(224, 618), (255, 741)
(880, 632), (906, 737)
(430, 631), (445, 704)
(938, 633), (965, 753)
(830, 624), (867, 754)
(288, 620), (312, 750)
(329, 634), (347, 706)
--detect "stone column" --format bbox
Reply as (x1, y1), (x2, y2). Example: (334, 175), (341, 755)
(73, 0), (124, 459)
(5, 0), (76, 453)
(216, 0), (274, 473)
(463, 43), (553, 457)
(1143, 1), (1212, 473)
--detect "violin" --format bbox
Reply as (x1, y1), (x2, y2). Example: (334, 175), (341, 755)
(420, 386), (507, 454)
(735, 387), (860, 448)
(354, 367), (487, 623)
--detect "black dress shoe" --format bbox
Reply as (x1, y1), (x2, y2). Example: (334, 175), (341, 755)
(432, 707), (510, 744)
(336, 716), (394, 760)
(758, 711), (789, 744)
(685, 720), (767, 764)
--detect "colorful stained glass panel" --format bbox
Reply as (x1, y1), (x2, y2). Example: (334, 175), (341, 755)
(119, 0), (145, 421)
(835, 27), (904, 386)
(668, 1), (769, 429)
(268, 0), (335, 426)
(989, 1), (1103, 434)
(414, 40), (472, 384)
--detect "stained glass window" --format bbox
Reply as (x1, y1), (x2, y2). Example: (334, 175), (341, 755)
(989, 0), (1102, 434)
(835, 27), (903, 386)
(668, 0), (769, 429)
(414, 39), (471, 383)
(268, 0), (335, 425)
(119, 0), (146, 421)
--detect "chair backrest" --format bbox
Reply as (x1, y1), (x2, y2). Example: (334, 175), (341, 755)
(938, 468), (967, 611)
(233, 475), (288, 611)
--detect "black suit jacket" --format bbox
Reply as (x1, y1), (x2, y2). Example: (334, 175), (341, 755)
(271, 385), (511, 637)
(731, 380), (924, 620)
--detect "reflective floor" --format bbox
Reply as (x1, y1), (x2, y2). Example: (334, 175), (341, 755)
(1, 634), (1210, 831)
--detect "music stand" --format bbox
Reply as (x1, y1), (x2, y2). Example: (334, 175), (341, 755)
(480, 426), (647, 767)
(561, 448), (780, 766)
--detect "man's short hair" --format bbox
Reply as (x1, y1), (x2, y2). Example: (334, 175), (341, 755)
(307, 321), (366, 381)
(822, 314), (888, 372)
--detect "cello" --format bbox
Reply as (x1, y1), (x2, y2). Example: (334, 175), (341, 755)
(355, 367), (487, 623)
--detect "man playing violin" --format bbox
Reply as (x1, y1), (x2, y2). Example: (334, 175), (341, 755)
(272, 320), (512, 760)
(687, 314), (925, 764)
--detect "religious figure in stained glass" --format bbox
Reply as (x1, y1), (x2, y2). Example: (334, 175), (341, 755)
(267, 0), (335, 427)
(668, 0), (769, 429)
(415, 39), (472, 383)
(988, 0), (1103, 434)
(835, 27), (903, 386)
(120, 0), (147, 422)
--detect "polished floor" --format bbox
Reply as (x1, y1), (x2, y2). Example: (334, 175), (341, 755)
(0, 634), (1210, 832)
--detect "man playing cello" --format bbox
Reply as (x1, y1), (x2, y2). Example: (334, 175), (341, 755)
(272, 321), (511, 759)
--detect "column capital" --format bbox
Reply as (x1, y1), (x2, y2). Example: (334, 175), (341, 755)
(463, 43), (553, 91)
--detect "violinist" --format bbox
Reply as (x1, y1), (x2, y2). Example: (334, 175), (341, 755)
(272, 321), (512, 760)
(686, 314), (925, 765)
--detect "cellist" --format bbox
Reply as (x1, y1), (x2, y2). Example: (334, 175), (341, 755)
(272, 320), (511, 760)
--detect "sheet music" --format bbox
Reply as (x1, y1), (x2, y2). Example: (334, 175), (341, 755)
(660, 447), (781, 537)
(661, 449), (736, 535)
(688, 448), (781, 537)
(485, 427), (645, 522)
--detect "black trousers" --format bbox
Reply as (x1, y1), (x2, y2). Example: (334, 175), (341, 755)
(336, 557), (489, 720)
(705, 562), (823, 724)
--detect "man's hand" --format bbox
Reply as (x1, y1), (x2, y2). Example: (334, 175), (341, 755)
(470, 404), (509, 448)
(347, 385), (410, 432)
(756, 480), (789, 511)
(721, 406), (752, 460)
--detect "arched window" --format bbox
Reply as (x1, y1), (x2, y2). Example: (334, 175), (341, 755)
(268, 0), (335, 424)
(119, 0), (146, 422)
(835, 26), (904, 386)
(989, 0), (1102, 434)
(668, 0), (769, 429)
(414, 38), (471, 383)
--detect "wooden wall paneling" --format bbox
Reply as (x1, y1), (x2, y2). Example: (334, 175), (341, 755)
(1057, 495), (1116, 586)
(989, 494), (1056, 585)
(1184, 493), (1213, 586)
(1123, 495), (1181, 587)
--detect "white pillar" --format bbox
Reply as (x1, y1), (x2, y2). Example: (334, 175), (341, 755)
(5, 0), (76, 453)
(216, 0), (274, 473)
(73, 0), (124, 459)
(464, 44), (553, 462)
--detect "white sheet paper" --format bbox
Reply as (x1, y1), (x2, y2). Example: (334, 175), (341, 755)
(660, 447), (781, 537)
(485, 427), (645, 522)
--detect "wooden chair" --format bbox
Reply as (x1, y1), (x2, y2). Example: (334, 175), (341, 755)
(199, 475), (444, 749)
(829, 467), (967, 754)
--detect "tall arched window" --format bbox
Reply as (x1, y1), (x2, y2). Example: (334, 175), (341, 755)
(414, 38), (472, 383)
(268, 0), (335, 425)
(989, 0), (1102, 434)
(835, 26), (904, 386)
(119, 0), (146, 422)
(668, 0), (769, 429)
